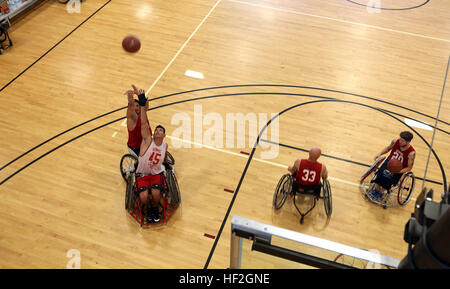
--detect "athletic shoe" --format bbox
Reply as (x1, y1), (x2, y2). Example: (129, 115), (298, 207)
(151, 206), (161, 223)
(369, 189), (383, 202)
(145, 207), (153, 223)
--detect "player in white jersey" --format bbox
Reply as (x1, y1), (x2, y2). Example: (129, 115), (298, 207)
(135, 88), (169, 223)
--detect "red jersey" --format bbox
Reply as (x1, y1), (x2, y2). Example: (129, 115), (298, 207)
(127, 115), (152, 148)
(295, 159), (323, 186)
(387, 139), (415, 169)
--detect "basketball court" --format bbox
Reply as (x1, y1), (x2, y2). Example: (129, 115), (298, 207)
(0, 0), (448, 268)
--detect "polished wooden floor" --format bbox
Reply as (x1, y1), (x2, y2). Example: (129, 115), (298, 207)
(0, 0), (448, 268)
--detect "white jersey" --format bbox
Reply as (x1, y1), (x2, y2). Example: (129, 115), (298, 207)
(136, 140), (167, 175)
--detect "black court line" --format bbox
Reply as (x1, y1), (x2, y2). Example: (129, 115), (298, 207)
(378, 108), (448, 136)
(346, 0), (430, 11)
(0, 91), (447, 187)
(0, 0), (112, 94)
(1, 86), (448, 173)
(260, 139), (443, 186)
(203, 98), (447, 269)
(0, 0), (444, 270)
(0, 106), (126, 171)
(0, 88), (446, 268)
(151, 84), (449, 127)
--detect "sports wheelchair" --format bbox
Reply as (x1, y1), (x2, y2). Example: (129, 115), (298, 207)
(273, 174), (332, 224)
(360, 157), (415, 209)
(120, 150), (180, 226)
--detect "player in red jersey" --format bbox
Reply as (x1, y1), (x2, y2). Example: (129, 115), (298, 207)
(288, 147), (328, 196)
(370, 131), (416, 200)
(124, 84), (152, 156)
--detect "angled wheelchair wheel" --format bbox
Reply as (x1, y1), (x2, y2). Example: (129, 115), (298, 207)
(273, 174), (293, 210)
(125, 174), (136, 212)
(360, 157), (385, 184)
(322, 180), (332, 217)
(166, 168), (181, 206)
(397, 172), (415, 205)
(120, 154), (138, 182)
(165, 151), (175, 166)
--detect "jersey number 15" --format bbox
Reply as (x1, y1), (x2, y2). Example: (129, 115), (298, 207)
(149, 152), (162, 165)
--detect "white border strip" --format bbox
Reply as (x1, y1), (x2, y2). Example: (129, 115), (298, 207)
(232, 215), (401, 268)
(404, 118), (432, 131)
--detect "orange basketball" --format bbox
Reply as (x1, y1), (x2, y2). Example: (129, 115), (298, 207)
(387, 159), (402, 173)
(122, 35), (141, 53)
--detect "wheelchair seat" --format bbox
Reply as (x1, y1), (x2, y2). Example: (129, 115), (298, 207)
(293, 182), (322, 197)
(273, 174), (332, 224)
(373, 162), (403, 191)
(123, 152), (181, 227)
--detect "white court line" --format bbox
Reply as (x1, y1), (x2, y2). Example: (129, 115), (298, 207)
(228, 0), (450, 43)
(166, 135), (362, 188)
(143, 0), (420, 197)
(185, 70), (205, 79)
(167, 135), (417, 201)
(145, 0), (223, 95)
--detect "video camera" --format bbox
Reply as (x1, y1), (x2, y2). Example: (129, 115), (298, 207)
(399, 186), (450, 268)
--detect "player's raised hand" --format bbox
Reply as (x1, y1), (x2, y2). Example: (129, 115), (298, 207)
(124, 89), (134, 98)
(131, 84), (140, 95)
(137, 88), (147, 106)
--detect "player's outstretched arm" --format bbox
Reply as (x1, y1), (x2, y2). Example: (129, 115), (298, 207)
(125, 88), (137, 130)
(139, 96), (151, 140)
(374, 139), (396, 161)
(137, 89), (152, 153)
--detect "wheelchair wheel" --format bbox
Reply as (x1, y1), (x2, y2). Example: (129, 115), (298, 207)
(322, 179), (332, 217)
(397, 172), (415, 205)
(273, 174), (293, 210)
(125, 173), (136, 212)
(360, 157), (385, 184)
(165, 168), (181, 206)
(165, 151), (175, 166)
(120, 154), (138, 182)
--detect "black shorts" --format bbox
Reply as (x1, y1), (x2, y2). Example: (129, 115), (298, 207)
(375, 160), (402, 190)
(128, 145), (140, 157)
(293, 182), (322, 196)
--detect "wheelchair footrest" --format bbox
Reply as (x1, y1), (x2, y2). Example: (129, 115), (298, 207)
(364, 188), (395, 208)
(129, 201), (179, 227)
(293, 193), (318, 224)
